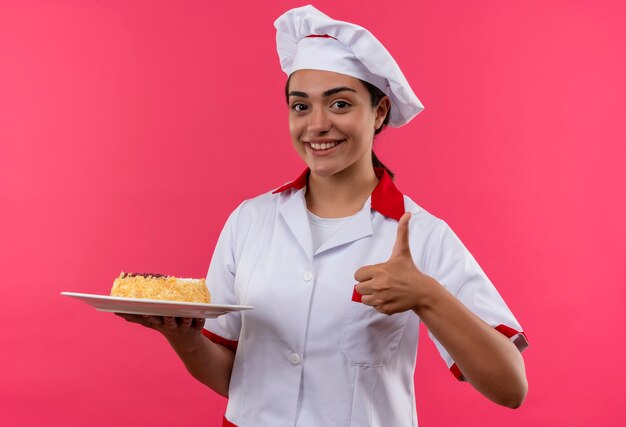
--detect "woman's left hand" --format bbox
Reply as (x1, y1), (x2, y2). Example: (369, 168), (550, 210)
(357, 214), (528, 407)
(354, 212), (438, 315)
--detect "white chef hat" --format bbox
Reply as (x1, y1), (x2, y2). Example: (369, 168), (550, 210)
(274, 5), (424, 127)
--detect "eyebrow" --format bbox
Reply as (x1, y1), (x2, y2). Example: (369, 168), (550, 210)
(288, 86), (357, 98)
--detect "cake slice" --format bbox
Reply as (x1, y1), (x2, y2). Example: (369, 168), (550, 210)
(110, 272), (210, 303)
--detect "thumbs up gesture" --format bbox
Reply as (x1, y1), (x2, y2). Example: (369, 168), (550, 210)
(354, 212), (435, 315)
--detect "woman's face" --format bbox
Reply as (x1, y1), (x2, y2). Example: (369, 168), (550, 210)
(287, 70), (389, 179)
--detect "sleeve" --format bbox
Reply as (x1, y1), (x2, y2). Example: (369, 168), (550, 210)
(201, 203), (245, 353)
(424, 220), (529, 381)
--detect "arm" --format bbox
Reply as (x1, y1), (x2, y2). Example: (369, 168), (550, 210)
(411, 277), (527, 408)
(116, 314), (234, 397)
(354, 212), (528, 408)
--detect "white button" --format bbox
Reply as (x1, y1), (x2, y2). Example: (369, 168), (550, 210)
(289, 353), (301, 365)
(303, 271), (314, 282)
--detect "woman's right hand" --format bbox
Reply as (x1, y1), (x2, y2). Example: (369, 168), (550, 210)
(114, 313), (234, 396)
(115, 313), (206, 351)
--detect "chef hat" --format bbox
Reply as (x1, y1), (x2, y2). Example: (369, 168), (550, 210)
(274, 5), (424, 127)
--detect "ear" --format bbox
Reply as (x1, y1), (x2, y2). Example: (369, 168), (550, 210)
(375, 96), (391, 130)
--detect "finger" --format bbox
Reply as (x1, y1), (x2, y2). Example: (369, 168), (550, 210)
(142, 315), (164, 327)
(354, 264), (377, 282)
(352, 284), (363, 302)
(353, 279), (385, 303)
(360, 293), (378, 307)
(390, 212), (412, 259)
(116, 312), (148, 327)
(162, 316), (177, 329)
(192, 318), (205, 330)
(353, 280), (377, 303)
(354, 279), (375, 295)
(373, 303), (394, 316)
(179, 317), (193, 330)
(115, 312), (143, 322)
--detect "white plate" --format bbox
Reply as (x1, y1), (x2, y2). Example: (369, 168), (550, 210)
(61, 292), (253, 318)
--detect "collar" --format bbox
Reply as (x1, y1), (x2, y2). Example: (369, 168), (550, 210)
(272, 167), (405, 221)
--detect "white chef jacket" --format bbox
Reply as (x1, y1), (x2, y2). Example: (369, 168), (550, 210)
(203, 168), (528, 427)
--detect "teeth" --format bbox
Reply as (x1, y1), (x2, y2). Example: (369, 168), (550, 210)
(310, 141), (339, 150)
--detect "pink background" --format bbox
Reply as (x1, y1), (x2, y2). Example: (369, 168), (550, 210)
(1, 1), (625, 425)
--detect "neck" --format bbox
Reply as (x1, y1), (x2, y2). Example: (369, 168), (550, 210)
(305, 162), (378, 218)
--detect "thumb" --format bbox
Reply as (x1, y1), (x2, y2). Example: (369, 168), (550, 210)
(390, 212), (412, 259)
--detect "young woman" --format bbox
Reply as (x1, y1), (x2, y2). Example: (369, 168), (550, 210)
(118, 6), (528, 426)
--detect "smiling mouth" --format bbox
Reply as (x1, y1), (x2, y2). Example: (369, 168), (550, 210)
(307, 140), (343, 151)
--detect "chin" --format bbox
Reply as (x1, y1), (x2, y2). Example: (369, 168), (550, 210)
(308, 163), (339, 178)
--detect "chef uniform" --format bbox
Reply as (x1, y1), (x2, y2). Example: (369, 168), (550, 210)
(203, 5), (528, 427)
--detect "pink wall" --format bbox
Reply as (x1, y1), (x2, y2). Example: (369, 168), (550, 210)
(1, 1), (625, 425)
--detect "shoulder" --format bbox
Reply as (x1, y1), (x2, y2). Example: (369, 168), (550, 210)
(400, 195), (474, 278)
(217, 188), (288, 252)
(400, 194), (464, 258)
(229, 186), (300, 227)
(237, 187), (290, 214)
(402, 194), (447, 233)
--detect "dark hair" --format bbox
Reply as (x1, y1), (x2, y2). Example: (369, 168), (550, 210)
(360, 79), (393, 179)
(284, 75), (394, 179)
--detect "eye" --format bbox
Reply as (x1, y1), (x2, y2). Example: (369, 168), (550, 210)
(291, 103), (308, 112)
(331, 100), (351, 109)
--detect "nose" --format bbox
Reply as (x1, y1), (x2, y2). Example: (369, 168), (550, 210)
(307, 106), (331, 134)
